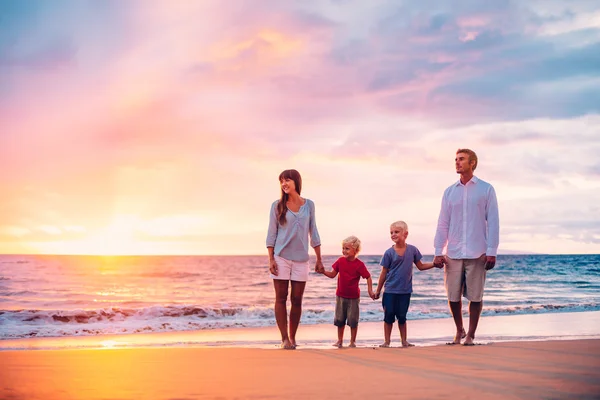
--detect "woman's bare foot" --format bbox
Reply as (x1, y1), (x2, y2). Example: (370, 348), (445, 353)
(401, 341), (415, 348)
(379, 342), (390, 348)
(289, 338), (297, 349)
(461, 328), (467, 338)
(333, 340), (343, 348)
(348, 342), (356, 348)
(281, 338), (294, 349)
(463, 336), (475, 346)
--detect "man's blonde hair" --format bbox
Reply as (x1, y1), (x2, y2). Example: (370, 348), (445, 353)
(342, 235), (361, 253)
(390, 221), (408, 232)
(457, 148), (478, 171)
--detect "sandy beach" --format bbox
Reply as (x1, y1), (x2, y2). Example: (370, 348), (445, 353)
(1, 339), (599, 399)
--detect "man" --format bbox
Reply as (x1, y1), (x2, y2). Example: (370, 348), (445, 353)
(433, 148), (499, 346)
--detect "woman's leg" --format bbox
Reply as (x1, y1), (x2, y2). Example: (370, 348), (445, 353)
(273, 279), (292, 348)
(289, 280), (307, 347)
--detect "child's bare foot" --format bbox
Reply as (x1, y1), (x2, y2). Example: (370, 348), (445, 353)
(401, 341), (415, 348)
(333, 340), (343, 348)
(378, 342), (390, 348)
(349, 342), (356, 348)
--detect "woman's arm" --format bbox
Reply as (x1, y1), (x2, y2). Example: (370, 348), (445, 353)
(268, 247), (278, 275)
(313, 245), (324, 273)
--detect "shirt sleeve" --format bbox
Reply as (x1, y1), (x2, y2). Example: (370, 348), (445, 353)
(433, 188), (451, 256)
(486, 185), (500, 257)
(266, 201), (278, 248)
(308, 200), (321, 248)
(359, 260), (371, 279)
(380, 250), (391, 269)
(413, 246), (423, 264)
(332, 258), (340, 272)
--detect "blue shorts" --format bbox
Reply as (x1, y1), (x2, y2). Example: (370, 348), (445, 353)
(382, 293), (411, 325)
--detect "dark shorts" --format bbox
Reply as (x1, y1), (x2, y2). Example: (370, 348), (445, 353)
(334, 296), (360, 328)
(382, 292), (411, 325)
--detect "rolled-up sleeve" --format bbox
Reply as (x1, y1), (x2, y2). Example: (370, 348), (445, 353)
(308, 200), (321, 248)
(434, 190), (450, 256)
(486, 186), (500, 257)
(266, 201), (278, 248)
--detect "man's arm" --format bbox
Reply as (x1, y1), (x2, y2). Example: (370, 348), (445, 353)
(485, 186), (500, 269)
(433, 190), (450, 264)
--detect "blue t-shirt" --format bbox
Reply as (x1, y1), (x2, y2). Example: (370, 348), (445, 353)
(379, 244), (422, 294)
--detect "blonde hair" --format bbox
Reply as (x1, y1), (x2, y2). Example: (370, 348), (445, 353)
(390, 221), (408, 232)
(342, 235), (361, 253)
(456, 148), (478, 171)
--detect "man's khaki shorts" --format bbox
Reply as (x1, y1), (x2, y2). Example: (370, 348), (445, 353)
(444, 254), (487, 302)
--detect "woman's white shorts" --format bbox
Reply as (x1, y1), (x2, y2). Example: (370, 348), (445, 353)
(270, 255), (310, 282)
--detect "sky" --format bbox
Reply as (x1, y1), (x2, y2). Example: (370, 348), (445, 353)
(1, 0), (599, 256)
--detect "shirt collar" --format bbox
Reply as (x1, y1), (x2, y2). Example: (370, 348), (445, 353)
(454, 175), (479, 186)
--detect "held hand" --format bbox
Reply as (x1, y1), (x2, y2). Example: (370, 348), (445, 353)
(433, 255), (445, 269)
(368, 291), (375, 300)
(269, 259), (278, 276)
(374, 291), (381, 300)
(485, 256), (496, 270)
(314, 259), (324, 273)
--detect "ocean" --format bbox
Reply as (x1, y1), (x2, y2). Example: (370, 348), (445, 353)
(1, 253), (599, 344)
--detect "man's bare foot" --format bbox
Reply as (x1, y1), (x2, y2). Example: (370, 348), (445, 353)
(401, 341), (415, 348)
(281, 339), (294, 349)
(349, 342), (356, 348)
(463, 336), (475, 346)
(289, 339), (297, 349)
(379, 342), (390, 348)
(333, 340), (343, 348)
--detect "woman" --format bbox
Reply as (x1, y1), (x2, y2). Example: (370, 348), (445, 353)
(266, 169), (324, 349)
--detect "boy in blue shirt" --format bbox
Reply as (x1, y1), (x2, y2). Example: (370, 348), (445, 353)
(374, 221), (442, 347)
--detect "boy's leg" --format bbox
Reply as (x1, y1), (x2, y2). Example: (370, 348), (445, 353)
(347, 298), (359, 347)
(336, 326), (344, 347)
(273, 279), (291, 349)
(397, 293), (414, 347)
(349, 326), (357, 347)
(333, 296), (348, 347)
(380, 293), (395, 347)
(382, 322), (393, 347)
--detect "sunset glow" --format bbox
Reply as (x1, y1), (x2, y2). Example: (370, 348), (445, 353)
(1, 1), (599, 255)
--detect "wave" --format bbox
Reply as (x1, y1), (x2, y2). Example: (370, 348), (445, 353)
(1, 302), (599, 340)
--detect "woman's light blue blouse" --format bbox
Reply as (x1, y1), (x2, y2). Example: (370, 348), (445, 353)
(266, 199), (321, 262)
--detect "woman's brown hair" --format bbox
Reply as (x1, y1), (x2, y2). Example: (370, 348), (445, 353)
(276, 169), (302, 225)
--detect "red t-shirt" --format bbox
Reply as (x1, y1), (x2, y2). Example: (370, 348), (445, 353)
(332, 257), (371, 299)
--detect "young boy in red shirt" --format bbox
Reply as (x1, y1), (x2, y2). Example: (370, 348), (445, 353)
(320, 236), (375, 347)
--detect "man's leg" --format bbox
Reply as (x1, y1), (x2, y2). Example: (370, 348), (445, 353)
(464, 301), (482, 345)
(445, 258), (465, 344)
(448, 301), (464, 344)
(463, 255), (487, 345)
